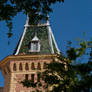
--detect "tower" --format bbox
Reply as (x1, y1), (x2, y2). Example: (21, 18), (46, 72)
(0, 17), (60, 92)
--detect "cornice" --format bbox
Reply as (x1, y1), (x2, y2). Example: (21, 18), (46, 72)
(0, 54), (57, 67)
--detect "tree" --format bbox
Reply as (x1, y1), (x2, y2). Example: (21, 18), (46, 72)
(42, 55), (78, 92)
(0, 0), (64, 37)
(42, 41), (92, 92)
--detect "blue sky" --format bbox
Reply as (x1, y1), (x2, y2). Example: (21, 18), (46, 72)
(0, 0), (92, 87)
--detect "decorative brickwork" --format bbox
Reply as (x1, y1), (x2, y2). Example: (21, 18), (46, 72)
(0, 55), (57, 92)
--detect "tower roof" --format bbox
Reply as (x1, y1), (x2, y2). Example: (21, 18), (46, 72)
(14, 18), (60, 55)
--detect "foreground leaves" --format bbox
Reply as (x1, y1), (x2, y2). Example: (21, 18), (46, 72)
(0, 0), (64, 38)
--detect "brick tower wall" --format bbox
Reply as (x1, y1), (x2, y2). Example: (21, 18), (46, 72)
(1, 55), (54, 92)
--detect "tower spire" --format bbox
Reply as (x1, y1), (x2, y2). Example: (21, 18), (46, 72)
(0, 15), (60, 92)
(14, 16), (60, 55)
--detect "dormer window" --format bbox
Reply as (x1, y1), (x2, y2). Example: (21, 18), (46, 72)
(29, 34), (40, 52)
(31, 41), (39, 52)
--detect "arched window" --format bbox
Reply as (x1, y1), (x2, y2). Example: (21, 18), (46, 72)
(37, 63), (41, 70)
(19, 63), (23, 71)
(25, 63), (29, 70)
(31, 63), (35, 70)
(13, 63), (16, 71)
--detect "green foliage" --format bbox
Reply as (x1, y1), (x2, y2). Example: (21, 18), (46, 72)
(21, 79), (37, 88)
(0, 0), (64, 38)
(42, 41), (92, 92)
(20, 40), (92, 92)
(42, 55), (78, 92)
(72, 61), (92, 92)
(0, 0), (64, 21)
(67, 41), (87, 60)
(76, 41), (87, 57)
(67, 48), (77, 60)
(21, 79), (43, 92)
(6, 21), (13, 38)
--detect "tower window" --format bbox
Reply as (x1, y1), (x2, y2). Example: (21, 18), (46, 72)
(25, 63), (29, 71)
(37, 63), (41, 70)
(31, 41), (39, 52)
(31, 62), (35, 70)
(29, 34), (40, 52)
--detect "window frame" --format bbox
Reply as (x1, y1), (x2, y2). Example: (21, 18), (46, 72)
(29, 41), (40, 52)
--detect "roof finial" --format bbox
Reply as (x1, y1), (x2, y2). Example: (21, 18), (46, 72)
(32, 32), (39, 41)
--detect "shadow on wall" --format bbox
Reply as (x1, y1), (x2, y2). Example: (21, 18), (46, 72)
(0, 87), (3, 92)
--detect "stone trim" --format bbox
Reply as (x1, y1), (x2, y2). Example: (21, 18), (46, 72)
(0, 54), (57, 67)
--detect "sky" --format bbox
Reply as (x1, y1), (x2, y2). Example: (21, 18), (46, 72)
(0, 0), (92, 87)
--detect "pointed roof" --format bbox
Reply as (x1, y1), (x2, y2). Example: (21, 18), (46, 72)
(31, 34), (39, 41)
(14, 17), (60, 55)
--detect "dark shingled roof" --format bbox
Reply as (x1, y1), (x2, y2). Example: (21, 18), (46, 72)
(14, 24), (59, 55)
